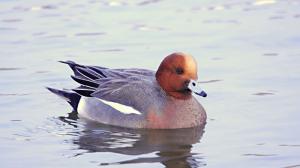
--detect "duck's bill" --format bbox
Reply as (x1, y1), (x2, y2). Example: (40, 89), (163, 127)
(187, 79), (207, 97)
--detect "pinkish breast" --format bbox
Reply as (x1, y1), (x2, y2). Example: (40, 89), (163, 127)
(146, 97), (206, 129)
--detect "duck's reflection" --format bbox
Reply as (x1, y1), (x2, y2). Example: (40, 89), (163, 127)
(60, 111), (206, 168)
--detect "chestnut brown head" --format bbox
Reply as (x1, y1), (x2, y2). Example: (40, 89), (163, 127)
(156, 52), (207, 99)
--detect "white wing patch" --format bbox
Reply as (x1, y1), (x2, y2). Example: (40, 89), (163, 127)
(99, 99), (142, 115)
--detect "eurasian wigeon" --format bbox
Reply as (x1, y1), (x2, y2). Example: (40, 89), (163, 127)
(48, 52), (207, 129)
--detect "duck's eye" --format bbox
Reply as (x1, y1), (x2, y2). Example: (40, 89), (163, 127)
(175, 67), (184, 75)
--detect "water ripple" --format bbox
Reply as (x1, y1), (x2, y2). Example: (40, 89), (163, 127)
(253, 92), (275, 96)
(0, 67), (23, 71)
(89, 49), (124, 53)
(75, 32), (106, 36)
(282, 164), (300, 168)
(137, 0), (162, 6)
(2, 19), (22, 23)
(263, 53), (279, 56)
(279, 144), (300, 147)
(243, 153), (277, 157)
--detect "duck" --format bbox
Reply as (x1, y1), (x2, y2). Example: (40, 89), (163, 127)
(47, 52), (207, 129)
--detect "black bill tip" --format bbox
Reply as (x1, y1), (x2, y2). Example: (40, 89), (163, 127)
(196, 91), (207, 97)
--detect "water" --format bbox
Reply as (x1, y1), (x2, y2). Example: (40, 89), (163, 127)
(1, 0), (300, 167)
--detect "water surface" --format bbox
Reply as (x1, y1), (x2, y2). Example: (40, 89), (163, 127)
(1, 0), (300, 167)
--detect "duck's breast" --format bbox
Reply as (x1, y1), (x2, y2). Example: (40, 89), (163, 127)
(146, 97), (206, 129)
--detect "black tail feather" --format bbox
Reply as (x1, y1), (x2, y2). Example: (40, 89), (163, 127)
(72, 85), (96, 97)
(47, 87), (81, 111)
(72, 88), (94, 97)
(48, 61), (107, 111)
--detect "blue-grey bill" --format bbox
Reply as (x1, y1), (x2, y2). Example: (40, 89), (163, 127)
(187, 79), (207, 98)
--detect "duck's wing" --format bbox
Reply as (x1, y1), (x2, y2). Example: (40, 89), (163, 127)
(93, 77), (159, 113)
(61, 61), (160, 113)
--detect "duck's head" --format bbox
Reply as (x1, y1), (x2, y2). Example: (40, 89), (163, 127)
(156, 52), (207, 100)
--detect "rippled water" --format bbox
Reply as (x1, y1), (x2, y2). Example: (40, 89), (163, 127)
(1, 0), (300, 167)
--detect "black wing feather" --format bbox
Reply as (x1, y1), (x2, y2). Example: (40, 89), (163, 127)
(88, 66), (107, 78)
(70, 75), (99, 88)
(75, 66), (102, 80)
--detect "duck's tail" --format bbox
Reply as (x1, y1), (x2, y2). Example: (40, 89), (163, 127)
(46, 87), (81, 111)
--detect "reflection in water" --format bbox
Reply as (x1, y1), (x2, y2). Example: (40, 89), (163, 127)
(60, 111), (206, 168)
